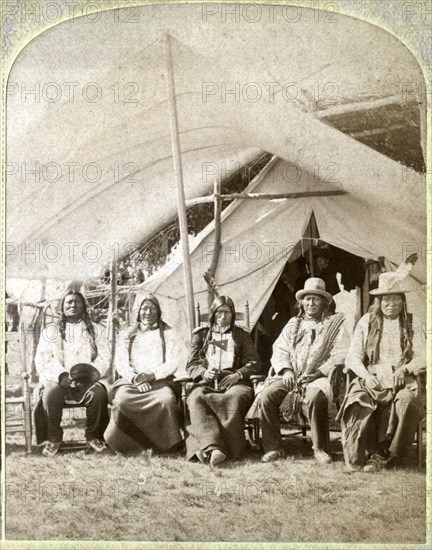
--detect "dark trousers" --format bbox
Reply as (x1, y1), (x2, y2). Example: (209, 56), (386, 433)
(260, 379), (329, 453)
(34, 381), (109, 444)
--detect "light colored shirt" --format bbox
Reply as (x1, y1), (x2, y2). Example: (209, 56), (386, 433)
(35, 320), (110, 384)
(378, 318), (404, 366)
(271, 316), (348, 377)
(270, 315), (348, 403)
(206, 331), (235, 372)
(116, 326), (187, 384)
(345, 313), (426, 380)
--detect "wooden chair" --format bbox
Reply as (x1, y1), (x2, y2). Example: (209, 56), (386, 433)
(4, 302), (87, 453)
(194, 301), (250, 331)
(414, 371), (426, 469)
(5, 319), (33, 453)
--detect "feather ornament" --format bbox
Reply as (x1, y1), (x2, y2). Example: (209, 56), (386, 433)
(390, 253), (418, 288)
(66, 280), (84, 292)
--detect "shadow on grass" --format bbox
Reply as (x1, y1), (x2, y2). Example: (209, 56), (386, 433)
(6, 423), (424, 470)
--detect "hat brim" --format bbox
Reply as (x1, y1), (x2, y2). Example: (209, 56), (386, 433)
(295, 289), (333, 303)
(369, 289), (410, 296)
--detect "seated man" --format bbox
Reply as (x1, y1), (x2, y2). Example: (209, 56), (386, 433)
(338, 272), (425, 472)
(185, 296), (261, 467)
(258, 278), (348, 464)
(34, 290), (110, 457)
(104, 294), (187, 454)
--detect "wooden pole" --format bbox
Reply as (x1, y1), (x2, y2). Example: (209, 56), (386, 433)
(108, 258), (117, 385)
(18, 301), (32, 453)
(206, 179), (222, 308)
(209, 179), (222, 276)
(165, 32), (195, 335)
(307, 218), (314, 277)
(40, 277), (46, 302)
(186, 189), (347, 207)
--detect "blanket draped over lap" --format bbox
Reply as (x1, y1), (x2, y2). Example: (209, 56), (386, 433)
(185, 324), (261, 459)
(103, 312), (188, 453)
(105, 378), (183, 453)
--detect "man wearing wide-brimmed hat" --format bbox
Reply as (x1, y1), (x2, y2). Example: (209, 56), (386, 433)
(338, 271), (425, 472)
(257, 277), (348, 464)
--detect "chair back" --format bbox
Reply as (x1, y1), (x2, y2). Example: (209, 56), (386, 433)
(195, 301), (250, 331)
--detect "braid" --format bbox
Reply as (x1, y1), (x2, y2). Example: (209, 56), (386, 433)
(400, 299), (413, 364)
(366, 295), (413, 366)
(201, 325), (213, 356)
(321, 302), (330, 322)
(58, 311), (68, 341)
(295, 301), (304, 318)
(292, 298), (330, 347)
(83, 309), (98, 362)
(286, 302), (303, 347)
(158, 320), (167, 363)
(365, 298), (384, 364)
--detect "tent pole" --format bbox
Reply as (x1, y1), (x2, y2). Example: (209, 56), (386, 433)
(40, 277), (46, 302)
(164, 32), (195, 335)
(108, 257), (117, 385)
(307, 218), (314, 277)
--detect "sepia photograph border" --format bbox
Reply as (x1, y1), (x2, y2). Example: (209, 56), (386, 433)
(1, 0), (431, 548)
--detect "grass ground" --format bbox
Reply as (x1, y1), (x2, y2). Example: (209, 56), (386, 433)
(4, 417), (427, 544)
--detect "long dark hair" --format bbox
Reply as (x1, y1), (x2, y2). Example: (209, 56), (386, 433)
(209, 295), (236, 330)
(366, 294), (413, 365)
(59, 290), (98, 361)
(199, 295), (236, 355)
(287, 298), (331, 347)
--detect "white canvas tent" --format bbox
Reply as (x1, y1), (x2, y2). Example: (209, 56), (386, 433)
(139, 155), (426, 335)
(6, 4), (426, 330)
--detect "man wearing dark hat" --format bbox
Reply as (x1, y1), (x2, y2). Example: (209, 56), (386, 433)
(34, 290), (110, 457)
(259, 278), (348, 464)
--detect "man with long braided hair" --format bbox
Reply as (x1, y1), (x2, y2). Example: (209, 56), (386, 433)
(34, 290), (110, 457)
(185, 295), (261, 467)
(339, 272), (425, 472)
(104, 294), (188, 454)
